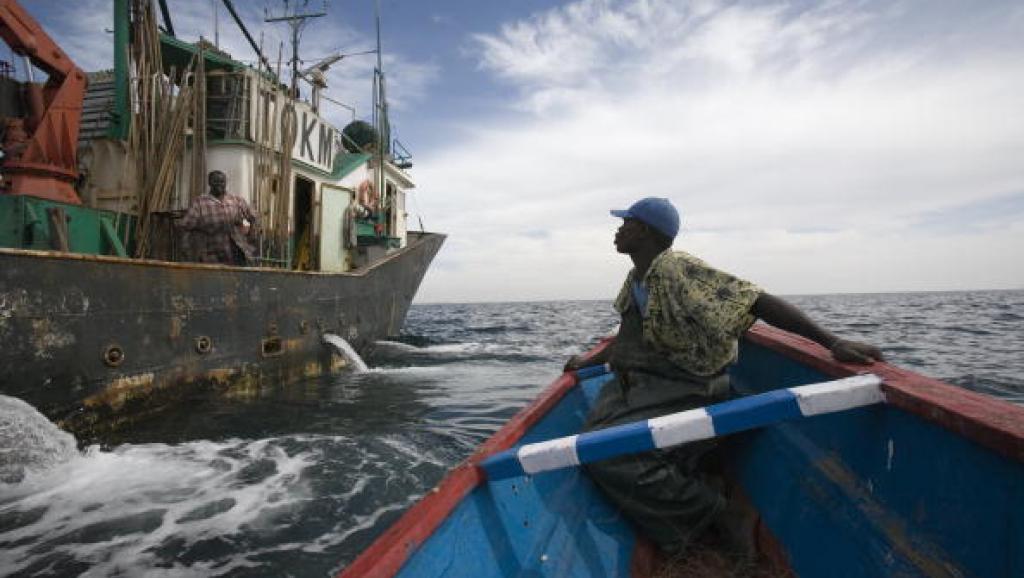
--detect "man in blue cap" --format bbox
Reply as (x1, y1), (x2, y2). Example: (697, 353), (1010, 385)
(566, 197), (883, 557)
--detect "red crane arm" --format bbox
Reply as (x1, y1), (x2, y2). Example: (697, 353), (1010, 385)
(0, 0), (87, 205)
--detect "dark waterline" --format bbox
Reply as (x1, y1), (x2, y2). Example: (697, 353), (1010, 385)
(1, 291), (1021, 576)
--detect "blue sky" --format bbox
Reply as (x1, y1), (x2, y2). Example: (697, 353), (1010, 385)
(20, 0), (1024, 302)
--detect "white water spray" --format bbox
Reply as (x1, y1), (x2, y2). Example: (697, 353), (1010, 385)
(322, 333), (369, 372)
(0, 434), (320, 576)
(0, 395), (78, 484)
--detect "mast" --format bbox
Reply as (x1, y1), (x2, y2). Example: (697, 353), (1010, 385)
(372, 0), (389, 229)
(212, 0), (220, 48)
(264, 0), (326, 97)
(263, 1), (326, 268)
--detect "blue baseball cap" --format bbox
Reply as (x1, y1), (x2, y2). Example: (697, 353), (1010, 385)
(610, 197), (680, 239)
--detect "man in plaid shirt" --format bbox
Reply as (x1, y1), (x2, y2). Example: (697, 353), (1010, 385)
(176, 171), (259, 265)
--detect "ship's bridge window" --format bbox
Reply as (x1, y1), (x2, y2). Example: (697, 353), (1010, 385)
(207, 72), (251, 141)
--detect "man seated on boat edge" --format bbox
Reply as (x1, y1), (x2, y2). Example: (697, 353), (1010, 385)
(174, 170), (259, 266)
(563, 196), (883, 558)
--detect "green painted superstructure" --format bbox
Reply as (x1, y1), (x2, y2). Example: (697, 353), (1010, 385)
(0, 196), (132, 257)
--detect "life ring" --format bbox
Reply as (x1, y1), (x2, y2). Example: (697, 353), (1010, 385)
(357, 179), (379, 210)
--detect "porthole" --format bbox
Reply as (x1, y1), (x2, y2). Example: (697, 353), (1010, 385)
(195, 336), (212, 354)
(102, 344), (125, 367)
(261, 337), (283, 357)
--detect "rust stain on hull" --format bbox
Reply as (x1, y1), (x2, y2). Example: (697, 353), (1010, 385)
(85, 372), (156, 411)
(60, 352), (351, 443)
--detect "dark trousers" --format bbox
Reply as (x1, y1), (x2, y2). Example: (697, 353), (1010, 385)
(583, 371), (728, 553)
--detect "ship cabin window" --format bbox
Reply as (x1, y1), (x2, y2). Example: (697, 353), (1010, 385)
(207, 72), (251, 141)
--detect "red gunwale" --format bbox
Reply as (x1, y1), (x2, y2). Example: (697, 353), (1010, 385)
(746, 323), (1024, 463)
(338, 341), (612, 578)
(341, 326), (1024, 577)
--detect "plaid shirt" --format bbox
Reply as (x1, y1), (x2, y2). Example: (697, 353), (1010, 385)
(177, 193), (258, 265)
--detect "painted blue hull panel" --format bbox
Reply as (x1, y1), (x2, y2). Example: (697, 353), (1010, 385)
(350, 327), (1024, 578)
(731, 341), (1024, 578)
(394, 374), (643, 577)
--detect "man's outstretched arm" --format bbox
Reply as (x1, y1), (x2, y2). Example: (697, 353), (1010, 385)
(751, 292), (884, 364)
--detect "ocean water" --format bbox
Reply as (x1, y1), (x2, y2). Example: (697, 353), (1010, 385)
(1, 291), (1021, 576)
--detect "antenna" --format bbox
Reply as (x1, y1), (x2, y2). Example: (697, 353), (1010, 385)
(265, 0), (328, 96)
(212, 0), (220, 48)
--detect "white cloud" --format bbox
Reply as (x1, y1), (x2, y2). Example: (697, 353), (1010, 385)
(37, 1), (434, 128)
(411, 0), (1024, 302)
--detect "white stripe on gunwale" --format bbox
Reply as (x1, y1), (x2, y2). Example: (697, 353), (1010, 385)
(518, 435), (580, 475)
(648, 408), (715, 448)
(488, 373), (885, 481)
(793, 374), (884, 417)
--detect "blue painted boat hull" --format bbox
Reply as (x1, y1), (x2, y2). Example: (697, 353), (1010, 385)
(731, 334), (1023, 578)
(342, 326), (1024, 578)
(395, 372), (639, 577)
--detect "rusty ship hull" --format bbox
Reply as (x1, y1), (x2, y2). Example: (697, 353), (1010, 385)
(0, 231), (444, 441)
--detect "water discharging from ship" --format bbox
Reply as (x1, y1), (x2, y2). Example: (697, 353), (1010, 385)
(322, 334), (370, 372)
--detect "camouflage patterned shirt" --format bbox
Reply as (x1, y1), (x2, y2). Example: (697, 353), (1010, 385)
(613, 250), (761, 376)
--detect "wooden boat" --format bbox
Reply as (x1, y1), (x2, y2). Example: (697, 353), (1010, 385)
(340, 324), (1024, 577)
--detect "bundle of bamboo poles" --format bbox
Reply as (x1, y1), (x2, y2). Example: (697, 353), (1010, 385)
(128, 0), (198, 258)
(272, 100), (295, 263)
(247, 74), (296, 266)
(252, 76), (282, 266)
(251, 76), (270, 263)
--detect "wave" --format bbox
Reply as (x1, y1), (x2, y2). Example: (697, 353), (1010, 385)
(0, 437), (320, 575)
(381, 334), (444, 348)
(374, 339), (422, 351)
(363, 365), (448, 375)
(0, 429), (461, 576)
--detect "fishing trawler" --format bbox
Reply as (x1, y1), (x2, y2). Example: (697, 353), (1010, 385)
(0, 0), (443, 441)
